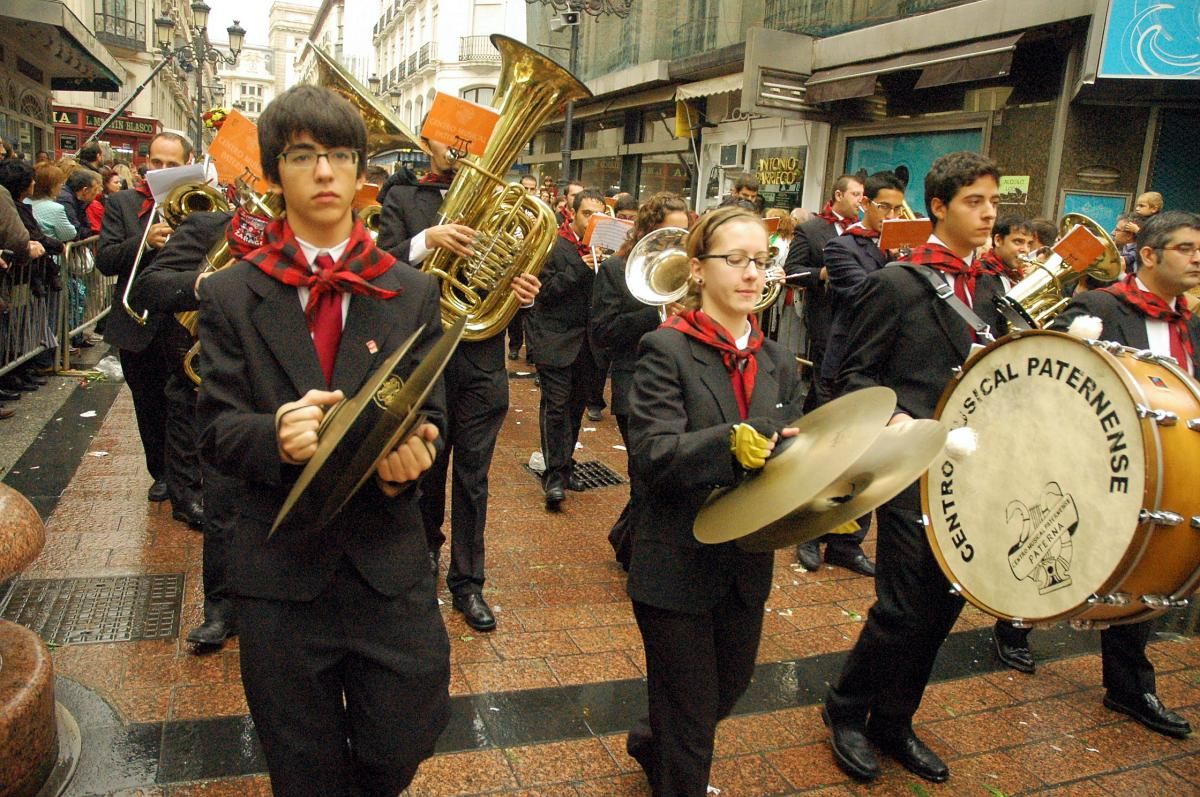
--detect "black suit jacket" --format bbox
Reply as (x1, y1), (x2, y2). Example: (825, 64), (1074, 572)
(786, 216), (840, 349)
(96, 189), (164, 352)
(377, 174), (504, 370)
(528, 235), (595, 368)
(590, 254), (660, 417)
(1051, 289), (1200, 371)
(626, 329), (803, 613)
(820, 234), (889, 382)
(195, 258), (447, 602)
(133, 210), (231, 314)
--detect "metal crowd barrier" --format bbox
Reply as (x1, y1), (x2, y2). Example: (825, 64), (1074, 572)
(0, 235), (112, 379)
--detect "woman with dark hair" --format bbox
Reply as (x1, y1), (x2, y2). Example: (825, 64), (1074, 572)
(623, 206), (802, 796)
(86, 167), (125, 235)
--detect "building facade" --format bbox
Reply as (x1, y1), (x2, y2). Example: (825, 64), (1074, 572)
(215, 43), (275, 122)
(269, 2), (320, 96)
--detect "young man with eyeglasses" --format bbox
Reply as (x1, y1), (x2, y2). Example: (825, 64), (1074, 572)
(195, 85), (450, 796)
(797, 171), (908, 576)
(991, 211), (1200, 742)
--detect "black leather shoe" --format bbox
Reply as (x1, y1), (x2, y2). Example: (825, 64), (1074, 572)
(1104, 691), (1192, 738)
(545, 485), (565, 511)
(187, 617), (236, 650)
(453, 593), (496, 632)
(586, 407), (603, 421)
(825, 549), (876, 577)
(821, 706), (879, 781)
(567, 475), (586, 492)
(867, 727), (949, 783)
(172, 500), (205, 531)
(147, 479), (169, 502)
(0, 388), (20, 401)
(992, 624), (1035, 674)
(11, 378), (38, 393)
(23, 373), (48, 386)
(796, 542), (821, 571)
(0, 405), (14, 420)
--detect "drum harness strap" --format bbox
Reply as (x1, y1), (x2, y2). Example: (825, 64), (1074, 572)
(898, 263), (996, 344)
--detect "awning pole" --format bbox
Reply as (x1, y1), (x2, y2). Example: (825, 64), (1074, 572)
(83, 55), (173, 148)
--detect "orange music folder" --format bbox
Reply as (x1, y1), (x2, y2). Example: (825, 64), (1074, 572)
(879, 218), (932, 251)
(583, 214), (633, 252)
(764, 216), (780, 234)
(207, 110), (267, 192)
(1054, 224), (1106, 272)
(420, 93), (501, 158)
(354, 183), (380, 211)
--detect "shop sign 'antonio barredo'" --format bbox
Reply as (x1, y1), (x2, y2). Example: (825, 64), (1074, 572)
(756, 156), (801, 186)
(922, 333), (1149, 623)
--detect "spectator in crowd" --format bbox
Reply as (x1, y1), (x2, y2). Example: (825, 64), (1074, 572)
(1134, 191), (1164, 220)
(520, 174), (537, 193)
(1113, 212), (1141, 273)
(732, 174), (760, 204)
(86, 167), (125, 235)
(78, 142), (103, 172)
(58, 169), (102, 239)
(35, 151), (51, 165)
(0, 137), (14, 161)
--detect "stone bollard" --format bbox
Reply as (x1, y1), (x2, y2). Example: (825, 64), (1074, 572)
(0, 484), (58, 797)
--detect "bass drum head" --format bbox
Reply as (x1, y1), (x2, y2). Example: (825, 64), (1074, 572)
(923, 331), (1147, 623)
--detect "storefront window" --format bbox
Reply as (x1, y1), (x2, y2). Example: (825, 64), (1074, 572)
(749, 146), (807, 210)
(579, 115), (623, 151)
(638, 152), (695, 203)
(844, 128), (984, 212)
(641, 107), (680, 145)
(578, 157), (623, 194)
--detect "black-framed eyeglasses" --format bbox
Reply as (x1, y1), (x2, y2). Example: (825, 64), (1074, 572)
(277, 147), (360, 169)
(868, 200), (901, 215)
(1162, 243), (1199, 257)
(700, 250), (778, 272)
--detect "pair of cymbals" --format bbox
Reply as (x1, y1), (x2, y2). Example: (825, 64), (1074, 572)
(692, 386), (947, 551)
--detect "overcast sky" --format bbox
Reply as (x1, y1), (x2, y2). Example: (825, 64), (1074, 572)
(206, 0), (321, 47)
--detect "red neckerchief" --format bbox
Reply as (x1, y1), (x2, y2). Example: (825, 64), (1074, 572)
(419, 170), (453, 187)
(558, 218), (590, 259)
(226, 207), (271, 259)
(244, 218), (400, 321)
(844, 222), (879, 240)
(978, 249), (1022, 283)
(661, 309), (764, 419)
(1102, 273), (1195, 367)
(136, 181), (155, 218)
(904, 243), (983, 305)
(816, 201), (852, 229)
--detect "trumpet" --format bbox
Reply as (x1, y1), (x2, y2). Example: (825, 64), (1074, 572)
(121, 181), (230, 324)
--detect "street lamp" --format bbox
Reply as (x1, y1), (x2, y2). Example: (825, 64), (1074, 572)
(526, 0), (632, 190)
(154, 4), (246, 156)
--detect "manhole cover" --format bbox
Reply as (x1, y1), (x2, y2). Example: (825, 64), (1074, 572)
(523, 459), (627, 490)
(0, 574), (183, 645)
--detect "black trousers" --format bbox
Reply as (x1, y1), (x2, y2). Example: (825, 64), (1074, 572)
(587, 347), (610, 411)
(201, 464), (235, 620)
(631, 591), (764, 797)
(119, 342), (169, 482)
(994, 619), (1155, 696)
(418, 351), (508, 595)
(237, 558), (450, 797)
(537, 348), (600, 492)
(826, 498), (964, 732)
(607, 412), (634, 569)
(506, 307), (526, 355)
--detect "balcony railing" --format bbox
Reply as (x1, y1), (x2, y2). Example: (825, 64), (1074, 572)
(407, 52), (418, 74)
(418, 42), (437, 70)
(94, 13), (145, 51)
(764, 0), (974, 37)
(672, 17), (718, 60)
(459, 35), (500, 64)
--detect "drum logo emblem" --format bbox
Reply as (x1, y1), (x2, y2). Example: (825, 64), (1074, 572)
(373, 375), (406, 413)
(1006, 482), (1079, 594)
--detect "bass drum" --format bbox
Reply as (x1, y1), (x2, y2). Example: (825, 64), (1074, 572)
(922, 330), (1200, 627)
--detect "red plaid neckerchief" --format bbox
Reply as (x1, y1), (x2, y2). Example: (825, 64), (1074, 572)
(978, 249), (1022, 283)
(662, 310), (764, 420)
(1102, 274), (1195, 369)
(844, 222), (880, 240)
(243, 218), (401, 321)
(816, 201), (852, 230)
(226, 207), (271, 258)
(558, 218), (590, 259)
(904, 243), (983, 307)
(136, 181), (155, 218)
(419, 170), (453, 187)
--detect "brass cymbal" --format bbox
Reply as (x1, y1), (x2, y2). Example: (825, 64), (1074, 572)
(736, 419), (948, 553)
(692, 386), (897, 545)
(270, 315), (467, 540)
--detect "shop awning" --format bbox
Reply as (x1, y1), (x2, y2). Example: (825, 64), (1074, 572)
(675, 72), (744, 102)
(2, 1), (123, 91)
(805, 32), (1022, 103)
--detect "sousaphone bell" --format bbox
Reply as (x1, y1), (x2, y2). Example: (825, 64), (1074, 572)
(270, 316), (467, 539)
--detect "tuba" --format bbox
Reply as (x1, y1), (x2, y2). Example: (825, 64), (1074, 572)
(122, 181), (231, 324)
(995, 213), (1122, 330)
(422, 35), (592, 341)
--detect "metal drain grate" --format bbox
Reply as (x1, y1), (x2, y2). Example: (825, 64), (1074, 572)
(0, 574), (183, 645)
(523, 459), (627, 490)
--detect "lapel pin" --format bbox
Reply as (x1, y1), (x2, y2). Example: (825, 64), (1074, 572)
(366, 340), (378, 354)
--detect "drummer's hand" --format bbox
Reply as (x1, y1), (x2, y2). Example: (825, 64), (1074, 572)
(511, 272), (540, 306)
(276, 389), (343, 465)
(888, 411), (913, 427)
(730, 417), (781, 470)
(375, 422), (439, 496)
